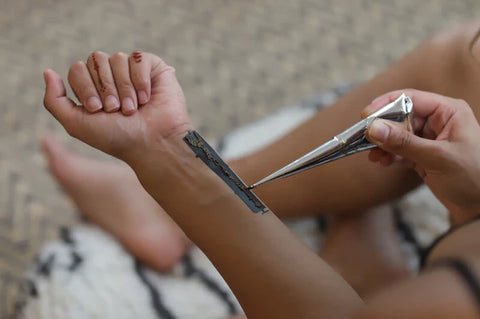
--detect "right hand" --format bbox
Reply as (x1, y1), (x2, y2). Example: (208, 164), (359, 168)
(362, 89), (480, 225)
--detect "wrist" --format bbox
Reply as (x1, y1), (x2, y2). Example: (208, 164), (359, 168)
(127, 131), (235, 210)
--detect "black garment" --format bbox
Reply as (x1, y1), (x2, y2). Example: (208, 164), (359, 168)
(420, 216), (480, 267)
(427, 258), (480, 309)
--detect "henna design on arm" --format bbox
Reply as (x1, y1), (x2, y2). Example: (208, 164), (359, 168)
(184, 131), (269, 214)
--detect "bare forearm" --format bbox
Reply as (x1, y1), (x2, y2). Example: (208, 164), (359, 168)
(233, 24), (480, 218)
(356, 220), (480, 319)
(232, 38), (428, 217)
(131, 133), (363, 318)
(425, 219), (480, 266)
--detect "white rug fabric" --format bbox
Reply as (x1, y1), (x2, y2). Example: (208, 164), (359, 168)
(17, 89), (449, 318)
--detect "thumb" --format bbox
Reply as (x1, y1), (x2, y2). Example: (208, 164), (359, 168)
(366, 119), (439, 167)
(43, 69), (83, 136)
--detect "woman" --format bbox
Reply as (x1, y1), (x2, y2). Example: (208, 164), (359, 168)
(42, 21), (480, 318)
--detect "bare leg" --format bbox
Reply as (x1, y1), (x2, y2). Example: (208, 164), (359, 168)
(321, 205), (410, 298)
(43, 135), (408, 301)
(41, 135), (191, 271)
(232, 21), (480, 218)
(356, 221), (480, 319)
(42, 22), (480, 274)
(230, 218), (480, 318)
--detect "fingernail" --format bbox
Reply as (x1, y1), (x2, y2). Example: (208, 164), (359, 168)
(104, 95), (120, 112)
(138, 90), (148, 104)
(43, 70), (49, 81)
(369, 120), (390, 144)
(122, 97), (136, 114)
(87, 96), (102, 111)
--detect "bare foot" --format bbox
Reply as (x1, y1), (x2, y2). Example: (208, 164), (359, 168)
(321, 205), (410, 298)
(41, 135), (192, 271)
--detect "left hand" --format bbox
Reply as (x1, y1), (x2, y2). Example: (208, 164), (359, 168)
(43, 51), (193, 162)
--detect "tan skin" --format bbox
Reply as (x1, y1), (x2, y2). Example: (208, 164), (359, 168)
(42, 19), (480, 316)
(233, 21), (480, 218)
(50, 22), (479, 291)
(41, 21), (480, 271)
(44, 54), (363, 318)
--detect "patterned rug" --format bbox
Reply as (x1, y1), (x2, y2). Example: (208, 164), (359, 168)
(1, 0), (479, 317)
(18, 94), (448, 318)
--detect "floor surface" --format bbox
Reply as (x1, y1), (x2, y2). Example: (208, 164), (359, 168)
(1, 0), (479, 316)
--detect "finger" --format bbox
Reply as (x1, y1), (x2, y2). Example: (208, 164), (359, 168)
(379, 153), (395, 167)
(67, 61), (103, 112)
(109, 52), (138, 115)
(43, 69), (83, 135)
(368, 148), (384, 162)
(363, 89), (461, 137)
(360, 91), (405, 118)
(86, 51), (121, 112)
(128, 51), (151, 105)
(366, 118), (441, 167)
(362, 90), (415, 118)
(399, 158), (416, 169)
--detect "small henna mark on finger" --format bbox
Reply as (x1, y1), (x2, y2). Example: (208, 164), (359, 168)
(132, 51), (143, 63)
(92, 54), (106, 93)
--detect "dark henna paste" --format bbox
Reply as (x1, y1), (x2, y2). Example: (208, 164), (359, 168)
(132, 51), (143, 63)
(183, 131), (268, 214)
(92, 54), (106, 93)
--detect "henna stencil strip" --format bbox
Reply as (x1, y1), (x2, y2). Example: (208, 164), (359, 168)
(183, 131), (268, 214)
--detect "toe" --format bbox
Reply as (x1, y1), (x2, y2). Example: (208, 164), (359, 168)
(41, 134), (73, 182)
(41, 134), (67, 163)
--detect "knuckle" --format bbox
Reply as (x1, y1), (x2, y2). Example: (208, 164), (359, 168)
(130, 50), (144, 55)
(117, 81), (134, 92)
(455, 98), (470, 110)
(87, 52), (95, 62)
(94, 79), (117, 96)
(109, 52), (128, 63)
(153, 56), (170, 70)
(103, 84), (118, 95)
(130, 50), (144, 63)
(68, 61), (86, 76)
(402, 88), (418, 96)
(451, 98), (477, 120)
(87, 51), (108, 65)
(164, 65), (176, 74)
(154, 56), (166, 65)
(77, 84), (96, 97)
(70, 60), (86, 71)
(394, 88), (417, 102)
(398, 132), (411, 149)
(91, 51), (108, 59)
(388, 128), (410, 150)
(133, 75), (150, 88)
